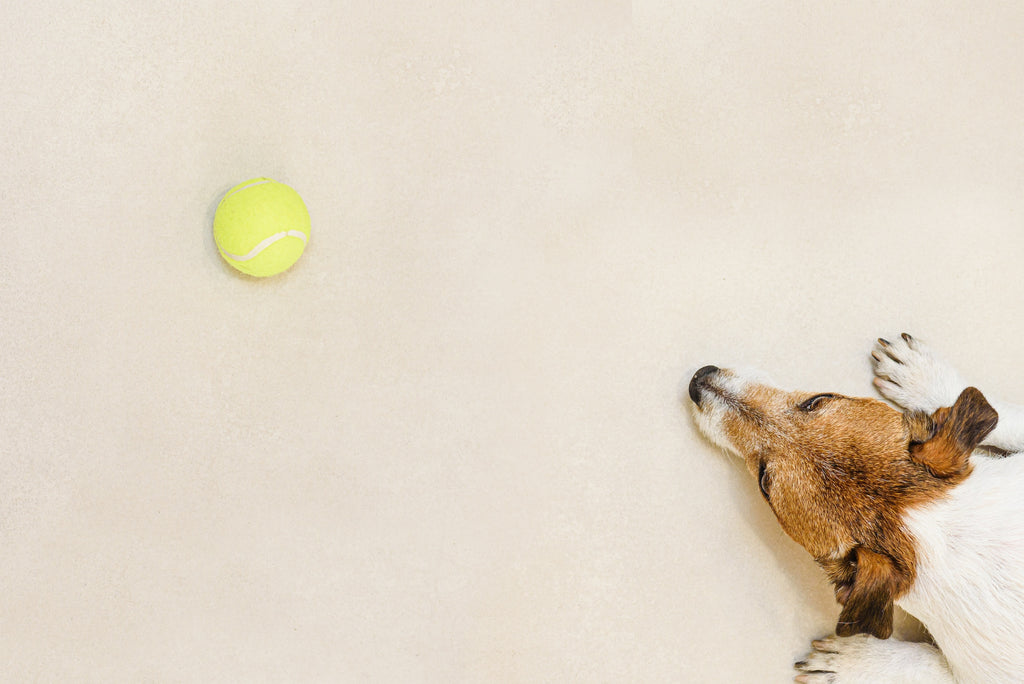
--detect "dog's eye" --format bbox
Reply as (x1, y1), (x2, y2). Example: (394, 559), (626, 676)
(799, 393), (837, 412)
(758, 460), (771, 502)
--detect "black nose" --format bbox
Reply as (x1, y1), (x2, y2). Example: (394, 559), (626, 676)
(689, 365), (720, 404)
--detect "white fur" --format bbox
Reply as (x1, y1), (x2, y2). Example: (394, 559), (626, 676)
(689, 370), (749, 454)
(898, 454), (1024, 683)
(871, 335), (967, 414)
(795, 635), (951, 684)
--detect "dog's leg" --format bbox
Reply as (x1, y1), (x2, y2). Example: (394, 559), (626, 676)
(872, 334), (1024, 453)
(795, 634), (955, 683)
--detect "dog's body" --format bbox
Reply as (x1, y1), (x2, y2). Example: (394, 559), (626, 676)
(689, 335), (1024, 683)
(899, 454), (1024, 682)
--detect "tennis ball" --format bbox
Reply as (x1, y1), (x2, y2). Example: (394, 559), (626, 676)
(213, 178), (310, 277)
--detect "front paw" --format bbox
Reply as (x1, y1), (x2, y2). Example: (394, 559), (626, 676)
(795, 634), (950, 684)
(795, 635), (868, 683)
(871, 334), (966, 413)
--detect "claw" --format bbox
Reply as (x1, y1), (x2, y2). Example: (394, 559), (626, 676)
(812, 639), (838, 652)
(902, 332), (920, 350)
(875, 338), (902, 363)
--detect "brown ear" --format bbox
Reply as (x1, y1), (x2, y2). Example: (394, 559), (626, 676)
(835, 547), (903, 639)
(910, 387), (997, 478)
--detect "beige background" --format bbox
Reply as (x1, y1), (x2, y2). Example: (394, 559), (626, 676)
(3, 1), (1024, 681)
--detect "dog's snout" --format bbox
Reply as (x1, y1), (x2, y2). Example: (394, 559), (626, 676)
(689, 365), (720, 404)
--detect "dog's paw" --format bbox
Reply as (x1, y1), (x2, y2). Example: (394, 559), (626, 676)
(794, 635), (886, 683)
(871, 334), (966, 413)
(795, 635), (952, 684)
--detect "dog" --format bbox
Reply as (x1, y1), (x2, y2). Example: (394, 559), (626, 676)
(688, 334), (1024, 683)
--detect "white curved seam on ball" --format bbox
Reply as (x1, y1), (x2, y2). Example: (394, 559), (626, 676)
(221, 230), (308, 262)
(223, 178), (273, 200)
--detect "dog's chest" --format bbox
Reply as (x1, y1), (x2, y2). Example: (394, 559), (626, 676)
(899, 455), (1024, 682)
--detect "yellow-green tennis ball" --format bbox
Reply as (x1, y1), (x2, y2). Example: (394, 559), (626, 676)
(213, 178), (310, 277)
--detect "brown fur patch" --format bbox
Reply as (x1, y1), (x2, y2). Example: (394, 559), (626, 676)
(707, 373), (997, 638)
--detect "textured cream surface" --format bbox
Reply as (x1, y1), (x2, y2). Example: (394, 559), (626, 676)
(3, 2), (1024, 681)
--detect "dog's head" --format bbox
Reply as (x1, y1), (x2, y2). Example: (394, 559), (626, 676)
(688, 365), (997, 639)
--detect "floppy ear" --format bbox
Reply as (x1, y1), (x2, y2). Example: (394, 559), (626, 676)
(835, 547), (904, 639)
(910, 387), (998, 478)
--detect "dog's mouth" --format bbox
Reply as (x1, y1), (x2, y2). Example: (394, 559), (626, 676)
(687, 365), (747, 456)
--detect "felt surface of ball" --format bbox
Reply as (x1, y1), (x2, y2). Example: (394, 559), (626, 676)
(213, 178), (311, 277)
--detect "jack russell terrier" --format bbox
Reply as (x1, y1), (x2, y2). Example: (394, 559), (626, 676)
(689, 334), (1024, 683)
